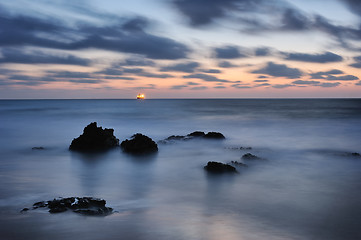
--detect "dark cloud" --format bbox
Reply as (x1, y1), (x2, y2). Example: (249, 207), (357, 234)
(281, 8), (310, 30)
(123, 58), (155, 66)
(356, 81), (361, 86)
(0, 48), (90, 66)
(201, 69), (222, 73)
(325, 75), (359, 81)
(214, 46), (246, 59)
(104, 76), (135, 80)
(318, 82), (340, 88)
(96, 68), (123, 76)
(254, 83), (271, 87)
(68, 79), (104, 84)
(218, 61), (237, 68)
(187, 82), (200, 85)
(123, 68), (144, 74)
(341, 0), (361, 17)
(171, 85), (188, 90)
(138, 72), (173, 78)
(0, 10), (190, 60)
(183, 73), (231, 83)
(214, 86), (226, 89)
(284, 51), (343, 63)
(160, 62), (199, 73)
(272, 84), (294, 89)
(310, 69), (344, 79)
(49, 71), (93, 79)
(231, 83), (252, 89)
(255, 47), (271, 56)
(190, 86), (207, 90)
(349, 56), (361, 68)
(252, 62), (303, 79)
(292, 80), (320, 85)
(253, 79), (269, 82)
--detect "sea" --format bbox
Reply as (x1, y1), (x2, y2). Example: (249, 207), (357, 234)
(0, 99), (360, 240)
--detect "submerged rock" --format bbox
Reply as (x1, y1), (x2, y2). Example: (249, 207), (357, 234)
(121, 133), (158, 154)
(28, 197), (113, 216)
(69, 122), (119, 152)
(32, 147), (45, 150)
(204, 161), (238, 174)
(241, 153), (262, 160)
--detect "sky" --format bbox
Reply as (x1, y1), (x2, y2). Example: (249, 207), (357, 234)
(1, 0), (361, 99)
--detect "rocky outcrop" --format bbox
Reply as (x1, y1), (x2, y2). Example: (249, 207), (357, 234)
(29, 197), (113, 216)
(204, 161), (238, 174)
(160, 131), (225, 144)
(69, 122), (119, 152)
(121, 133), (158, 154)
(230, 161), (248, 167)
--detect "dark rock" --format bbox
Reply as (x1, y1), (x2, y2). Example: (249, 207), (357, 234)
(351, 152), (361, 157)
(166, 135), (186, 141)
(121, 133), (158, 154)
(204, 161), (238, 174)
(27, 197), (113, 216)
(187, 131), (205, 137)
(231, 161), (248, 167)
(241, 153), (262, 160)
(204, 132), (225, 139)
(69, 122), (119, 152)
(32, 147), (44, 150)
(20, 208), (29, 213)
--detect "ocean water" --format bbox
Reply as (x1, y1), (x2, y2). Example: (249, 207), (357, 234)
(0, 99), (360, 240)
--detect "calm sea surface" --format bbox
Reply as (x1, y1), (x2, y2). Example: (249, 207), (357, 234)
(0, 99), (360, 240)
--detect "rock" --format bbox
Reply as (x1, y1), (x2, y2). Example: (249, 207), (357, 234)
(32, 147), (44, 150)
(121, 133), (158, 154)
(20, 208), (29, 213)
(204, 161), (238, 174)
(241, 153), (262, 160)
(204, 132), (225, 139)
(165, 135), (186, 141)
(231, 161), (248, 167)
(187, 131), (206, 137)
(26, 197), (113, 216)
(350, 152), (361, 157)
(69, 122), (119, 152)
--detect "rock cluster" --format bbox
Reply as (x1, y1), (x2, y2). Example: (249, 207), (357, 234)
(69, 122), (119, 152)
(121, 133), (158, 154)
(26, 197), (113, 216)
(241, 153), (262, 160)
(161, 131), (225, 143)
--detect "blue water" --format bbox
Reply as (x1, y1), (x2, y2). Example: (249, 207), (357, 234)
(0, 99), (360, 240)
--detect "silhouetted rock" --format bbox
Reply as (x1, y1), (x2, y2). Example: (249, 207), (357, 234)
(231, 161), (248, 167)
(26, 197), (113, 216)
(32, 147), (44, 150)
(204, 132), (225, 139)
(160, 131), (225, 144)
(69, 122), (119, 152)
(350, 152), (361, 157)
(241, 153), (261, 160)
(20, 208), (29, 213)
(204, 161), (238, 174)
(187, 131), (206, 137)
(121, 133), (158, 154)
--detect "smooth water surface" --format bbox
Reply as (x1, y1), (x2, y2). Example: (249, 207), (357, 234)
(0, 99), (360, 240)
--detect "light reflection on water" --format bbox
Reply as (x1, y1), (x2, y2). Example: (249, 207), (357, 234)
(0, 99), (361, 240)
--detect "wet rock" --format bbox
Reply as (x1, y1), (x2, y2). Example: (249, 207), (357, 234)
(20, 208), (29, 213)
(231, 161), (248, 167)
(166, 135), (186, 141)
(350, 152), (361, 157)
(32, 147), (44, 150)
(241, 153), (261, 160)
(26, 197), (113, 216)
(204, 132), (225, 139)
(121, 133), (158, 154)
(204, 161), (238, 174)
(69, 122), (119, 152)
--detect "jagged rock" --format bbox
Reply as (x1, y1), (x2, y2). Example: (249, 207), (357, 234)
(204, 132), (225, 139)
(231, 161), (248, 167)
(27, 197), (113, 216)
(69, 122), (119, 152)
(204, 161), (238, 174)
(121, 133), (158, 154)
(241, 153), (261, 160)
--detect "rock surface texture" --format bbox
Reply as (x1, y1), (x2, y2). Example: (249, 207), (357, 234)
(121, 133), (158, 154)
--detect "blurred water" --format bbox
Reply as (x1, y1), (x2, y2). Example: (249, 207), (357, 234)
(0, 99), (360, 240)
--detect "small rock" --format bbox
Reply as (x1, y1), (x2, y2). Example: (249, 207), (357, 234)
(20, 208), (29, 213)
(32, 147), (44, 150)
(187, 131), (206, 137)
(241, 153), (261, 160)
(121, 133), (158, 154)
(204, 161), (238, 174)
(69, 122), (119, 152)
(351, 152), (361, 157)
